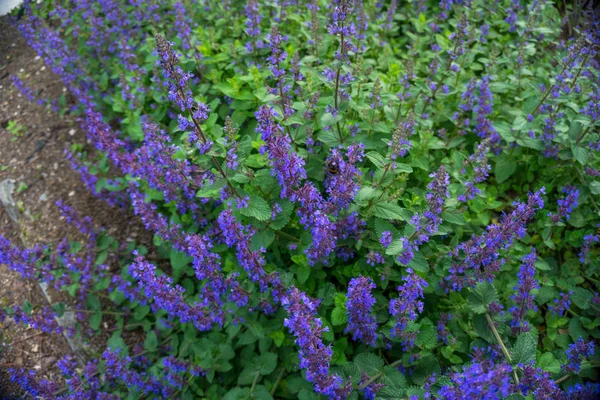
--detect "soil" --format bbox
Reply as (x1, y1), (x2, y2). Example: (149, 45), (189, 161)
(0, 15), (151, 398)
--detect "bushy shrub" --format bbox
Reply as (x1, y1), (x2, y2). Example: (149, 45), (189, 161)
(2, 0), (600, 398)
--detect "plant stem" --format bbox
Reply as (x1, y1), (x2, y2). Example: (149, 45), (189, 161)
(485, 312), (520, 386)
(270, 368), (286, 396)
(555, 374), (569, 385)
(358, 359), (403, 389)
(249, 371), (261, 397)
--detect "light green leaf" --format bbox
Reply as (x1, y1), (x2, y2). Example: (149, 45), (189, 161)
(511, 333), (536, 365)
(354, 353), (384, 376)
(373, 202), (411, 221)
(239, 195), (271, 221)
(468, 282), (498, 314)
(495, 157), (517, 184)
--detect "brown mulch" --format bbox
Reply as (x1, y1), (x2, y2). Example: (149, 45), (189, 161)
(0, 14), (151, 398)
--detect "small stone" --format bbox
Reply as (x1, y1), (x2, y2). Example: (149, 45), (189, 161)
(68, 191), (75, 197)
(40, 66), (46, 71)
(39, 192), (48, 202)
(53, 162), (58, 170)
(68, 129), (75, 136)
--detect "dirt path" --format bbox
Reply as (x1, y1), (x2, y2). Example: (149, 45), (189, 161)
(0, 15), (150, 397)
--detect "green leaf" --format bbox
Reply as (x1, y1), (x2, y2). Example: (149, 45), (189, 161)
(354, 353), (384, 376)
(133, 305), (150, 321)
(571, 145), (589, 166)
(366, 151), (385, 169)
(373, 202), (411, 221)
(144, 330), (158, 351)
(239, 195), (271, 221)
(107, 331), (127, 353)
(468, 282), (498, 314)
(331, 306), (347, 326)
(295, 265), (310, 284)
(270, 200), (293, 230)
(237, 366), (259, 386)
(407, 251), (429, 273)
(537, 352), (561, 374)
(569, 317), (588, 341)
(250, 229), (275, 251)
(90, 311), (102, 331)
(224, 387), (250, 400)
(571, 287), (593, 310)
(395, 163), (413, 174)
(511, 333), (536, 365)
(385, 238), (404, 256)
(170, 249), (192, 276)
(441, 211), (466, 225)
(378, 365), (407, 389)
(257, 352), (278, 375)
(494, 157), (517, 184)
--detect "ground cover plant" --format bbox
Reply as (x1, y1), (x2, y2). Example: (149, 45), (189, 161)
(1, 0), (600, 398)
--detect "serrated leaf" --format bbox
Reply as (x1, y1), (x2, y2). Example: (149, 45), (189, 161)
(366, 151), (385, 169)
(385, 238), (404, 256)
(378, 365), (407, 388)
(569, 317), (588, 341)
(473, 314), (496, 343)
(224, 387), (250, 400)
(257, 352), (278, 375)
(144, 330), (158, 351)
(373, 202), (410, 221)
(495, 157), (516, 184)
(90, 311), (102, 331)
(238, 366), (260, 385)
(170, 249), (192, 276)
(571, 287), (593, 310)
(133, 305), (150, 321)
(395, 163), (413, 173)
(250, 229), (275, 251)
(511, 333), (536, 365)
(571, 145), (589, 166)
(407, 250), (429, 272)
(239, 195), (271, 221)
(468, 282), (498, 314)
(537, 352), (561, 374)
(270, 200), (293, 230)
(331, 306), (347, 326)
(441, 211), (466, 225)
(354, 353), (384, 376)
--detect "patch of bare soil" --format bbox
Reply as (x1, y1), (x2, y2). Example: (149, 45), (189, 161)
(0, 15), (151, 398)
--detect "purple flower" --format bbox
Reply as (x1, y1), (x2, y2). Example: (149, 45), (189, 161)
(509, 250), (539, 334)
(389, 268), (428, 350)
(445, 188), (545, 291)
(549, 291), (572, 316)
(564, 338), (594, 374)
(579, 234), (598, 264)
(345, 276), (378, 346)
(437, 359), (513, 399)
(282, 288), (351, 398)
(380, 231), (393, 248)
(548, 186), (579, 223)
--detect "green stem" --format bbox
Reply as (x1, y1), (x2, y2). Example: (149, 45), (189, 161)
(358, 359), (403, 389)
(249, 371), (261, 397)
(485, 312), (520, 386)
(270, 368), (286, 396)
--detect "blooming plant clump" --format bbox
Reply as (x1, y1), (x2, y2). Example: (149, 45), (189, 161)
(2, 0), (600, 399)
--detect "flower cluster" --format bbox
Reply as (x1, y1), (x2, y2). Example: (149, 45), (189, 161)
(282, 288), (351, 399)
(509, 250), (539, 334)
(389, 268), (428, 350)
(345, 276), (378, 346)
